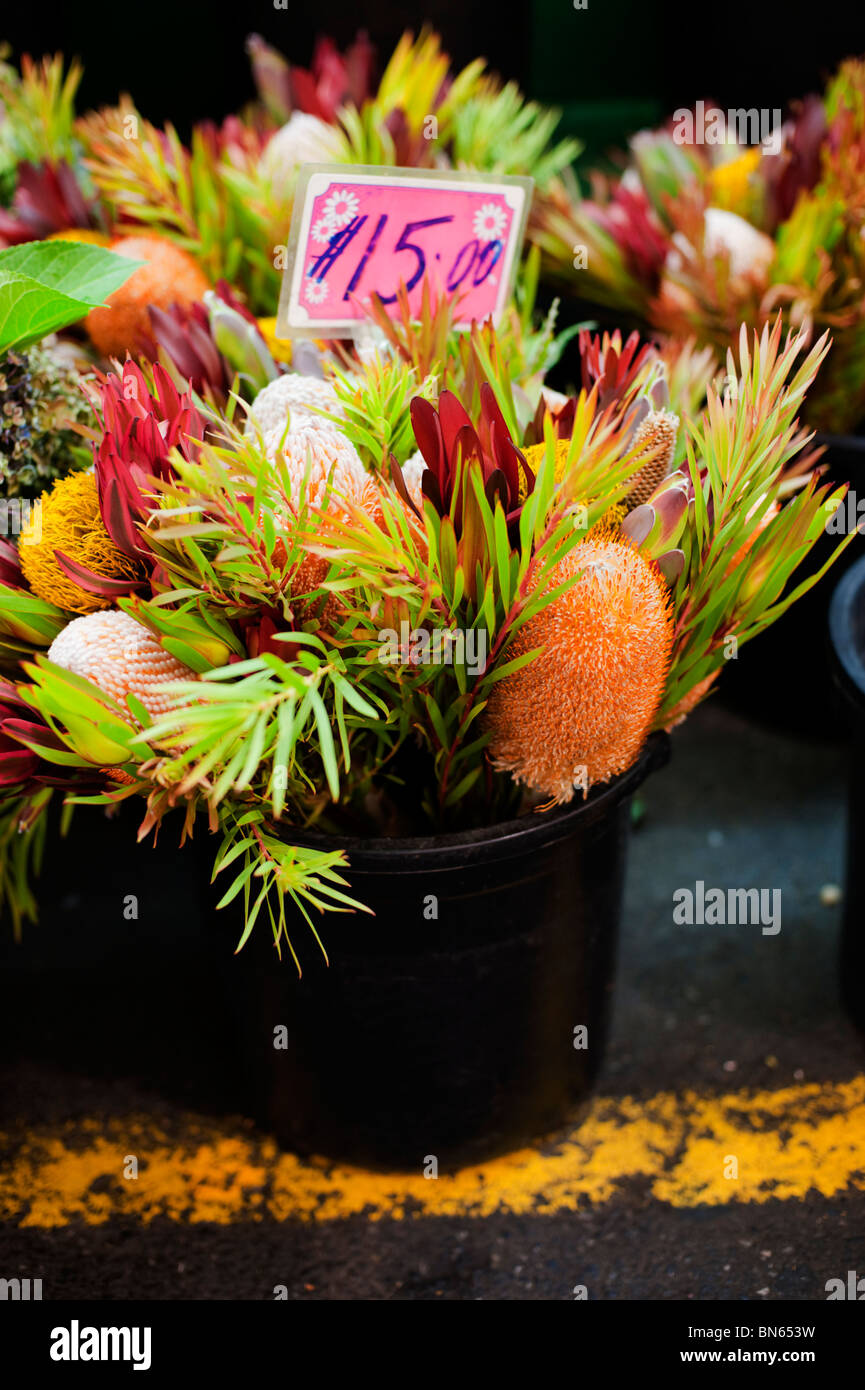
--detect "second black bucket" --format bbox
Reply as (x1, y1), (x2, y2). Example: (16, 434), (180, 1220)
(721, 433), (865, 738)
(829, 555), (865, 1034)
(217, 734), (669, 1170)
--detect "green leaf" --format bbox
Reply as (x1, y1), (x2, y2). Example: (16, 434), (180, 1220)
(483, 644), (543, 684)
(444, 764), (482, 806)
(0, 242), (143, 352)
(309, 688), (339, 800)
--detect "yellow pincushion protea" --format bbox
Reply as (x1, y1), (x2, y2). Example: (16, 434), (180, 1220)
(486, 533), (673, 801)
(47, 610), (195, 719)
(256, 317), (293, 366)
(47, 228), (112, 247)
(521, 439), (625, 535)
(520, 439), (572, 502)
(707, 147), (762, 214)
(586, 501), (626, 538)
(19, 472), (141, 615)
(521, 440), (627, 536)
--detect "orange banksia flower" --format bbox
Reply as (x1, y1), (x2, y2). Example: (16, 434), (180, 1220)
(47, 610), (195, 718)
(85, 235), (210, 358)
(486, 534), (673, 801)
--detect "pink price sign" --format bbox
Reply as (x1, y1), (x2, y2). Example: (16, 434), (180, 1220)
(277, 165), (534, 339)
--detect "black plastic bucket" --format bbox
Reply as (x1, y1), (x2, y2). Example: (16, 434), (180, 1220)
(720, 433), (865, 738)
(829, 554), (865, 1032)
(0, 801), (245, 1113)
(218, 734), (669, 1170)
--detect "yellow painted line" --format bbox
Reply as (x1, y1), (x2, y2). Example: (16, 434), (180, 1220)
(2, 1076), (865, 1226)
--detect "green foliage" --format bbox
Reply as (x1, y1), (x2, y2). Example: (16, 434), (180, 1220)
(19, 655), (143, 767)
(332, 353), (436, 469)
(0, 241), (141, 352)
(772, 193), (845, 289)
(0, 786), (52, 936)
(450, 82), (580, 188)
(0, 584), (68, 649)
(79, 103), (281, 314)
(214, 812), (370, 968)
(337, 30), (485, 165)
(655, 321), (854, 723)
(137, 644), (381, 815)
(0, 49), (83, 197)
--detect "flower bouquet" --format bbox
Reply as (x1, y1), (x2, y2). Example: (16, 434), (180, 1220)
(532, 58), (865, 434)
(0, 254), (851, 1157)
(0, 30), (578, 492)
(0, 37), (855, 1162)
(0, 29), (578, 319)
(531, 59), (865, 735)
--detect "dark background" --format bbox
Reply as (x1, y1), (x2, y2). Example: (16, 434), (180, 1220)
(2, 1), (863, 155)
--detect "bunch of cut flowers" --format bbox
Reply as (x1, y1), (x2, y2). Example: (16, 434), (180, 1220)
(0, 31), (577, 498)
(532, 58), (865, 432)
(0, 251), (851, 963)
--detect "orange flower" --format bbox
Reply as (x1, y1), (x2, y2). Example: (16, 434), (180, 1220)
(85, 235), (210, 358)
(486, 533), (673, 801)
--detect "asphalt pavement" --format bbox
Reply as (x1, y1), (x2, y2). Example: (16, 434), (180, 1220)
(1, 696), (864, 1300)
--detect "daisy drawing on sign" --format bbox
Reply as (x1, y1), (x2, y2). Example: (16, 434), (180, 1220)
(323, 188), (360, 229)
(304, 276), (329, 305)
(311, 217), (334, 246)
(473, 202), (507, 242)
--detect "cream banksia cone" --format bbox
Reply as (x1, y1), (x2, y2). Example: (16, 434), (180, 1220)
(267, 422), (367, 511)
(246, 375), (344, 441)
(625, 409), (679, 511)
(47, 610), (195, 719)
(486, 534), (674, 802)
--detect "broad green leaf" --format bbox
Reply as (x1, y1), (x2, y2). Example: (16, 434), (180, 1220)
(0, 242), (143, 353)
